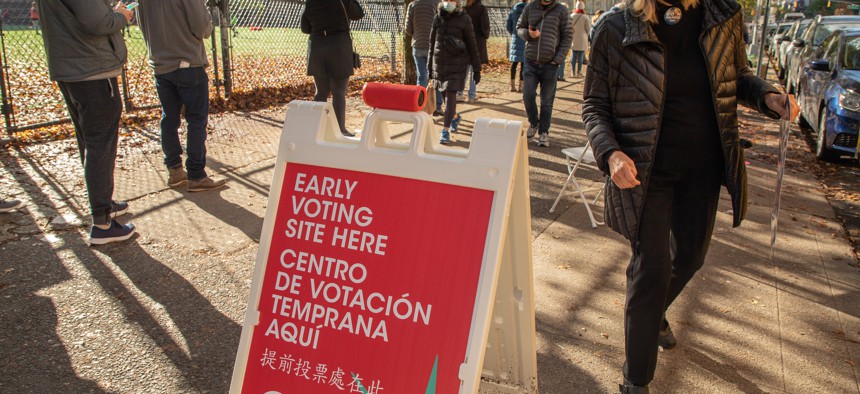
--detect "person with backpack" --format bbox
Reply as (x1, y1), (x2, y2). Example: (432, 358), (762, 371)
(506, 0), (527, 92)
(428, 0), (481, 145)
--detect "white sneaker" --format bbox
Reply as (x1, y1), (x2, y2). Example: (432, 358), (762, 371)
(538, 133), (550, 147)
(526, 125), (538, 141)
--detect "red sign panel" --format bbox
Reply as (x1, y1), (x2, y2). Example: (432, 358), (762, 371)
(239, 163), (494, 393)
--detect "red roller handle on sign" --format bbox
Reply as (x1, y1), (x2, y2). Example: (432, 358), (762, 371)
(362, 82), (426, 112)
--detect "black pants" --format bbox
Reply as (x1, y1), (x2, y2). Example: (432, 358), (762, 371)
(443, 90), (458, 128)
(57, 78), (122, 226)
(510, 61), (523, 81)
(313, 76), (349, 134)
(623, 159), (722, 386)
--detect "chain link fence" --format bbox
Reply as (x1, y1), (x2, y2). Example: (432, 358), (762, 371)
(1, 0), (528, 135)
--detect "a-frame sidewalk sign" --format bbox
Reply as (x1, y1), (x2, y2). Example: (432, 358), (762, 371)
(230, 83), (538, 393)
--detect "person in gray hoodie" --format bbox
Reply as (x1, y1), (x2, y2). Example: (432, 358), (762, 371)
(39, 0), (136, 246)
(137, 0), (226, 192)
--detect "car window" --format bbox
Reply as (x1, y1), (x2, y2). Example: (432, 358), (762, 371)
(825, 35), (841, 66)
(843, 36), (860, 70)
(797, 21), (812, 38)
(815, 23), (860, 46)
(817, 33), (838, 61)
(786, 23), (799, 38)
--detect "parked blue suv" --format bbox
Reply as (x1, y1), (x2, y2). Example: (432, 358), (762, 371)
(797, 27), (860, 161)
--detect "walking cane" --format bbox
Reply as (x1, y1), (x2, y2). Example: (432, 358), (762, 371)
(770, 97), (791, 258)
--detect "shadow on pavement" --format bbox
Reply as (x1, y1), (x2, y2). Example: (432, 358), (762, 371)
(100, 242), (241, 392)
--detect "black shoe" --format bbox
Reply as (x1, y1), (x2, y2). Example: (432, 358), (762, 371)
(659, 319), (677, 349)
(341, 130), (356, 137)
(619, 383), (650, 394)
(432, 110), (444, 117)
(111, 201), (129, 218)
(558, 77), (567, 81)
(89, 220), (136, 246)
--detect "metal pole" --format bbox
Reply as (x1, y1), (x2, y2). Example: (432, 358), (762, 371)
(0, 16), (13, 133)
(120, 66), (132, 111)
(220, 0), (233, 97)
(756, 0), (772, 78)
(210, 6), (222, 99)
(391, 2), (400, 72)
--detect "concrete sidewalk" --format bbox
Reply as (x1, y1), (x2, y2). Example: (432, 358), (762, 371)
(1, 74), (859, 393)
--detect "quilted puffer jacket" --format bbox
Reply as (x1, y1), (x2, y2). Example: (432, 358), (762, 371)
(582, 0), (781, 243)
(516, 0), (572, 65)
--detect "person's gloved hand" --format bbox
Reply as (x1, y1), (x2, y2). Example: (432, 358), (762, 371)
(473, 69), (481, 85)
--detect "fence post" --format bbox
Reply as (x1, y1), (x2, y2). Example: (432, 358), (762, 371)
(209, 6), (222, 99)
(391, 2), (400, 72)
(220, 0), (233, 98)
(120, 67), (132, 112)
(0, 17), (13, 133)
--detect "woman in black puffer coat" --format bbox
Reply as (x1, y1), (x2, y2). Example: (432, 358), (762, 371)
(583, 0), (798, 392)
(428, 0), (481, 145)
(301, 0), (364, 137)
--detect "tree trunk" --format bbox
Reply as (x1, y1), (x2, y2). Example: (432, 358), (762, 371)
(402, 0), (417, 85)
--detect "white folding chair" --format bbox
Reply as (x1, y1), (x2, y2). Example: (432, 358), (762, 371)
(549, 140), (605, 228)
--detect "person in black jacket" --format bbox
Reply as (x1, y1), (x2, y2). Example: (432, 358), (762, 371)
(582, 0), (799, 392)
(461, 0), (489, 102)
(301, 0), (364, 137)
(428, 0), (481, 145)
(517, 0), (573, 148)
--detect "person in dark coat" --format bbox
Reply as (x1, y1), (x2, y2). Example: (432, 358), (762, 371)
(583, 0), (799, 392)
(461, 0), (488, 102)
(301, 0), (364, 137)
(506, 0), (527, 92)
(428, 0), (481, 145)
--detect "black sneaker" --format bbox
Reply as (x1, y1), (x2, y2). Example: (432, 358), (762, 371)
(89, 220), (136, 246)
(111, 201), (129, 218)
(658, 319), (677, 349)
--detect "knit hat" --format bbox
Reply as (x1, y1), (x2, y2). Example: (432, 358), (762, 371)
(575, 0), (584, 10)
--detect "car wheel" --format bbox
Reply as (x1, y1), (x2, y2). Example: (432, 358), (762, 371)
(816, 110), (840, 162)
(796, 86), (811, 129)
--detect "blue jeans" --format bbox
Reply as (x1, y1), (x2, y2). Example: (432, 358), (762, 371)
(413, 47), (429, 87)
(522, 62), (559, 134)
(155, 67), (210, 180)
(57, 78), (122, 225)
(413, 47), (443, 111)
(464, 65), (477, 100)
(557, 59), (565, 79)
(571, 51), (585, 75)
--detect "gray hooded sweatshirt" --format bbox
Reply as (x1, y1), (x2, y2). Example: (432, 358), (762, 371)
(137, 0), (213, 75)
